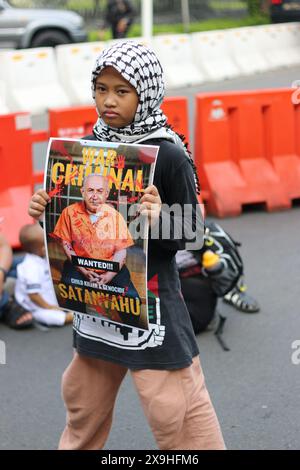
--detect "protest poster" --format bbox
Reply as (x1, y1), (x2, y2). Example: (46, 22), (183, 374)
(44, 138), (158, 331)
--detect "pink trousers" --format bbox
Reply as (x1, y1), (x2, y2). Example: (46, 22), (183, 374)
(58, 352), (225, 450)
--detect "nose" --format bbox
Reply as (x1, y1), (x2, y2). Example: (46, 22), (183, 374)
(104, 92), (117, 108)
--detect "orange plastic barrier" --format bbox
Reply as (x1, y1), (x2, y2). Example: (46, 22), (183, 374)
(0, 113), (48, 247)
(48, 105), (97, 138)
(161, 96), (189, 142)
(48, 97), (189, 141)
(194, 89), (298, 217)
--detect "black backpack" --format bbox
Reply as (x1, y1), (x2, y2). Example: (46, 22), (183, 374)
(200, 220), (244, 297)
(177, 221), (244, 340)
(177, 220), (243, 297)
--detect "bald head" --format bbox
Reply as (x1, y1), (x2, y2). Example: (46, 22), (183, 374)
(19, 224), (45, 256)
(82, 173), (109, 190)
(81, 173), (110, 213)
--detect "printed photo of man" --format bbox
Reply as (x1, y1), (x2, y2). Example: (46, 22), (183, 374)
(53, 173), (140, 320)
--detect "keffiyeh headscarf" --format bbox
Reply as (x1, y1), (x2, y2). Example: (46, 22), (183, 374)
(91, 41), (200, 193)
(91, 41), (167, 141)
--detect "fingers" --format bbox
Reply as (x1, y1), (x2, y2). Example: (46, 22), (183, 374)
(139, 207), (160, 227)
(142, 185), (160, 196)
(140, 185), (161, 206)
(140, 194), (160, 205)
(33, 189), (51, 203)
(28, 190), (50, 219)
(139, 186), (161, 227)
(139, 202), (161, 213)
(88, 274), (100, 282)
(88, 272), (102, 282)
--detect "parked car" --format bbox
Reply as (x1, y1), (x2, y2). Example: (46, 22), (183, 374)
(271, 0), (300, 23)
(0, 0), (87, 48)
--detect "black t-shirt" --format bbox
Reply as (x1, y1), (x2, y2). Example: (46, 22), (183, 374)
(72, 136), (203, 370)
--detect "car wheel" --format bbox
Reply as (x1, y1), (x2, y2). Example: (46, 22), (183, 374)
(31, 30), (70, 48)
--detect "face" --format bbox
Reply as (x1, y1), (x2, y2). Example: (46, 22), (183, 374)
(81, 175), (109, 213)
(95, 66), (139, 128)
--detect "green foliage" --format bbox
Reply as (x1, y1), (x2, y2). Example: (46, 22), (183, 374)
(89, 13), (270, 41)
(247, 0), (262, 16)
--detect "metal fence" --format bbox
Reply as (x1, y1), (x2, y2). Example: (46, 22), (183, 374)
(150, 1), (248, 22)
(10, 1), (249, 24)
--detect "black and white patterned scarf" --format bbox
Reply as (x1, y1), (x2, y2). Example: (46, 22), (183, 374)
(91, 41), (167, 141)
(91, 41), (200, 192)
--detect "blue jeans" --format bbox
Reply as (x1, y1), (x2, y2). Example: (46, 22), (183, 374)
(0, 255), (24, 320)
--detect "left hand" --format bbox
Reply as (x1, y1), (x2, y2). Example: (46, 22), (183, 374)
(98, 271), (117, 285)
(139, 185), (162, 227)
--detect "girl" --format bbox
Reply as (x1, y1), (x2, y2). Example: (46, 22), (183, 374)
(29, 41), (225, 450)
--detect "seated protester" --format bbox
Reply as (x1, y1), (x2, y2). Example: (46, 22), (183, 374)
(14, 224), (73, 327)
(176, 220), (260, 335)
(0, 232), (33, 329)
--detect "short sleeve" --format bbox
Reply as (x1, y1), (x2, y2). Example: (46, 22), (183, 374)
(19, 261), (42, 294)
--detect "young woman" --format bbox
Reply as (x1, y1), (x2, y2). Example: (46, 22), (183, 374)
(29, 42), (225, 451)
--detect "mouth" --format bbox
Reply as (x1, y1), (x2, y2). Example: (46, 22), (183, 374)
(103, 111), (119, 118)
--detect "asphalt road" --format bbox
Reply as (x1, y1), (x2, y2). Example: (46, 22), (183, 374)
(1, 65), (300, 450)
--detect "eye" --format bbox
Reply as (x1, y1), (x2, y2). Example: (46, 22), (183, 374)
(96, 85), (106, 93)
(117, 89), (129, 95)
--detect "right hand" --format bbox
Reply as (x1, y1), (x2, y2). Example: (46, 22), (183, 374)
(29, 189), (50, 220)
(78, 267), (102, 283)
(117, 18), (127, 33)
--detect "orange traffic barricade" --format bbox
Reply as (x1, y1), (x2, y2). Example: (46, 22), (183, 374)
(161, 96), (189, 143)
(48, 97), (189, 141)
(48, 105), (97, 138)
(0, 113), (48, 247)
(194, 89), (298, 217)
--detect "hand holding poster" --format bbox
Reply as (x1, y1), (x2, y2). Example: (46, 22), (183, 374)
(44, 138), (158, 331)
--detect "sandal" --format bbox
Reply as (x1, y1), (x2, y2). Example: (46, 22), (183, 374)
(2, 298), (33, 329)
(223, 284), (260, 313)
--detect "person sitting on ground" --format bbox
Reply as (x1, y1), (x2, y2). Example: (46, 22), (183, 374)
(0, 232), (33, 329)
(14, 224), (73, 327)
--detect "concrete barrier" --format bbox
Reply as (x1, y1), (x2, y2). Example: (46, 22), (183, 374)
(56, 41), (108, 106)
(0, 48), (70, 114)
(258, 23), (300, 69)
(153, 34), (205, 88)
(228, 27), (270, 75)
(0, 80), (9, 115)
(191, 30), (240, 81)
